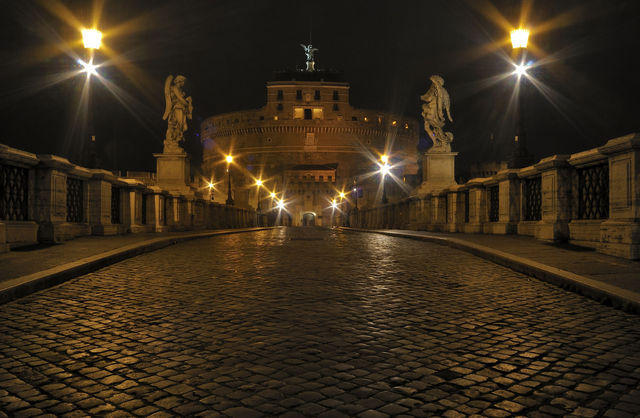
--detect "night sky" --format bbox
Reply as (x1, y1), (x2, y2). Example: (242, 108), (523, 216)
(1, 0), (638, 176)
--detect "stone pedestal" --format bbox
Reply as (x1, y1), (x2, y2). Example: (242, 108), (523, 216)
(416, 150), (458, 195)
(598, 133), (640, 259)
(154, 152), (191, 194)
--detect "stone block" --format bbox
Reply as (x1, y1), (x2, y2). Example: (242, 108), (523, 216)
(417, 151), (458, 195)
(0, 222), (7, 253)
(599, 220), (640, 260)
(568, 220), (603, 249)
(154, 153), (191, 194)
(4, 221), (39, 247)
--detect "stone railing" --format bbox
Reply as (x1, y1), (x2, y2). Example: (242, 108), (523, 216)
(351, 133), (640, 260)
(0, 144), (258, 252)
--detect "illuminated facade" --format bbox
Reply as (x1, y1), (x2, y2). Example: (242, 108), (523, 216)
(200, 69), (419, 226)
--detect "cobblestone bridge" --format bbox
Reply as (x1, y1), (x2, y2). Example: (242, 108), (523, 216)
(1, 228), (639, 417)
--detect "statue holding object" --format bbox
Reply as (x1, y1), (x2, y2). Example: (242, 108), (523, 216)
(162, 75), (193, 154)
(421, 75), (453, 152)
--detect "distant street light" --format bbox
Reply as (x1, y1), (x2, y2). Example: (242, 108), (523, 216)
(225, 155), (234, 206)
(208, 182), (215, 201)
(255, 179), (263, 212)
(379, 155), (390, 204)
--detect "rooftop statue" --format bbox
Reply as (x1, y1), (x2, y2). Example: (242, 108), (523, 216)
(300, 44), (318, 71)
(421, 75), (453, 152)
(162, 74), (193, 154)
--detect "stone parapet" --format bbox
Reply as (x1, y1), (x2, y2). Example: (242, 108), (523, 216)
(355, 132), (640, 259)
(0, 143), (259, 252)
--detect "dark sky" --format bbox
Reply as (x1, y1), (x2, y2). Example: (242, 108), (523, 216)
(1, 0), (638, 174)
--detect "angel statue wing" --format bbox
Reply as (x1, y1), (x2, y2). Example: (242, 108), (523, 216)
(442, 88), (453, 123)
(162, 75), (173, 121)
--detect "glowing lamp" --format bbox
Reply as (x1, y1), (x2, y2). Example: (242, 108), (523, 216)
(380, 155), (389, 164)
(380, 163), (390, 177)
(331, 199), (338, 209)
(510, 28), (529, 49)
(226, 155), (233, 163)
(256, 179), (263, 187)
(208, 182), (214, 189)
(77, 58), (98, 75)
(270, 192), (276, 198)
(339, 192), (345, 199)
(277, 199), (285, 210)
(513, 63), (530, 76)
(82, 29), (102, 49)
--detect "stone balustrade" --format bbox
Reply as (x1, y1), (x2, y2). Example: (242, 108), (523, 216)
(0, 144), (257, 252)
(352, 133), (640, 260)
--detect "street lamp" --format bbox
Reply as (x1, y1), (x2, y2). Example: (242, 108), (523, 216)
(255, 179), (263, 211)
(79, 28), (102, 76)
(208, 182), (215, 201)
(380, 155), (390, 204)
(82, 29), (102, 49)
(509, 27), (533, 168)
(225, 155), (234, 205)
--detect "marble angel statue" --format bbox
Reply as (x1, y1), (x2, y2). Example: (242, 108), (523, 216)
(162, 74), (193, 153)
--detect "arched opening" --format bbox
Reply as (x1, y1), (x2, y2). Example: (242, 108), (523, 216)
(302, 212), (316, 226)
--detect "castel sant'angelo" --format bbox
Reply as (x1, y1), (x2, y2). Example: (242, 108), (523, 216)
(200, 45), (419, 226)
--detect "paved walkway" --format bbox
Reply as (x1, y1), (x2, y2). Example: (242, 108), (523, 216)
(0, 231), (247, 283)
(344, 228), (640, 311)
(0, 228), (639, 417)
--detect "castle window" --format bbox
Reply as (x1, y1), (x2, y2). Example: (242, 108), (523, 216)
(333, 90), (339, 100)
(293, 107), (304, 119)
(404, 122), (409, 129)
(260, 116), (264, 120)
(364, 116), (369, 122)
(319, 175), (323, 182)
(352, 116), (358, 121)
(314, 90), (320, 100)
(273, 115), (278, 120)
(277, 103), (283, 111)
(312, 108), (323, 119)
(296, 90), (302, 100)
(304, 109), (312, 120)
(333, 104), (339, 111)
(277, 90), (283, 101)
(328, 176), (333, 182)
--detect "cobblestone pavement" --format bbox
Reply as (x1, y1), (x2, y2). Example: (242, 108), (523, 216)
(1, 228), (639, 417)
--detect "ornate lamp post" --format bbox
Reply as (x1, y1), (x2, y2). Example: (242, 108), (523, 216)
(208, 182), (215, 201)
(225, 155), (234, 205)
(380, 155), (390, 204)
(255, 179), (263, 211)
(80, 28), (101, 168)
(509, 27), (533, 168)
(352, 178), (359, 227)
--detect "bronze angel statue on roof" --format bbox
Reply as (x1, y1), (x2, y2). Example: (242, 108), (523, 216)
(300, 44), (318, 71)
(162, 74), (193, 153)
(421, 75), (453, 152)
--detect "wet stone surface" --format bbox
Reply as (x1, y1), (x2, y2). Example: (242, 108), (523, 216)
(1, 227), (639, 417)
